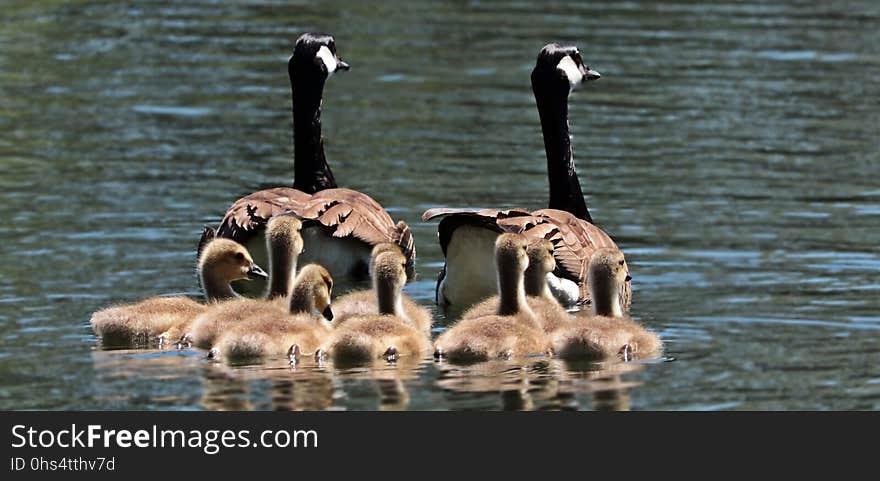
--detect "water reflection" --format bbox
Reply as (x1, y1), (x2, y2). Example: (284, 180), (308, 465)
(433, 355), (660, 411)
(89, 344), (663, 411)
(333, 357), (426, 411)
(199, 360), (337, 411)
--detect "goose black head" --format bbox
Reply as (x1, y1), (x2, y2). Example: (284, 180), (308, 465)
(531, 43), (600, 95)
(289, 32), (350, 80)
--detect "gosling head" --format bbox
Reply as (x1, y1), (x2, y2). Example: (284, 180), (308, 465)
(371, 243), (408, 293)
(588, 248), (631, 316)
(289, 32), (350, 81)
(524, 239), (556, 297)
(494, 233), (531, 274)
(370, 242), (403, 273)
(266, 214), (304, 256)
(588, 248), (630, 287)
(198, 238), (268, 282)
(526, 239), (556, 275)
(293, 264), (334, 321)
(532, 43), (600, 95)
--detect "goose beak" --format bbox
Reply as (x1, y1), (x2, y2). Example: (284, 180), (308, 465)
(625, 274), (632, 282)
(322, 306), (334, 321)
(247, 264), (269, 280)
(584, 68), (601, 81)
(336, 59), (350, 72)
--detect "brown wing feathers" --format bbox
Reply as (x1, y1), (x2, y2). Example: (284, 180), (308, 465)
(214, 187), (416, 272)
(215, 187), (308, 244)
(424, 207), (629, 307)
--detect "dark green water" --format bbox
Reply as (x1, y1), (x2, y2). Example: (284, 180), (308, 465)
(1, 0), (878, 410)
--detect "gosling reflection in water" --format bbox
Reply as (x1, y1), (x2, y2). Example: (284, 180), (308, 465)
(434, 356), (646, 411)
(549, 358), (650, 411)
(434, 359), (561, 411)
(332, 355), (427, 410)
(200, 363), (254, 411)
(199, 358), (335, 411)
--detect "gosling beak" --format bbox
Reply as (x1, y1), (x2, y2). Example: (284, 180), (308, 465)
(322, 306), (334, 321)
(336, 59), (350, 72)
(584, 68), (601, 81)
(247, 263), (269, 280)
(625, 274), (632, 282)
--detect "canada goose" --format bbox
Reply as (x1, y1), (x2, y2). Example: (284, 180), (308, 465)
(331, 243), (432, 334)
(210, 264), (335, 361)
(329, 245), (430, 363)
(89, 238), (267, 346)
(207, 33), (414, 294)
(461, 239), (570, 333)
(550, 248), (662, 361)
(433, 234), (549, 363)
(423, 43), (628, 311)
(182, 214), (304, 349)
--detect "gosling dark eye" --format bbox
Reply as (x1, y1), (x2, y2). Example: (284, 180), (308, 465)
(618, 260), (625, 266)
(235, 252), (245, 261)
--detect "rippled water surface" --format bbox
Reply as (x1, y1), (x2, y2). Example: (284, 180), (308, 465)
(1, 0), (878, 410)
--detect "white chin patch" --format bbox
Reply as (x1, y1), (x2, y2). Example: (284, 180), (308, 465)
(556, 55), (584, 92)
(315, 46), (338, 76)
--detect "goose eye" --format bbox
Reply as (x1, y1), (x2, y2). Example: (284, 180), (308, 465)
(618, 260), (625, 266)
(234, 252), (245, 262)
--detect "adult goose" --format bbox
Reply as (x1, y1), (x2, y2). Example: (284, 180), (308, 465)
(423, 43), (628, 311)
(206, 33), (415, 292)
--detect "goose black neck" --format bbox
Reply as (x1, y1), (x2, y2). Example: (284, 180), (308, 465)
(533, 82), (593, 223)
(290, 71), (336, 194)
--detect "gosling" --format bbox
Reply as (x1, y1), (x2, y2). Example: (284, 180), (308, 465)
(460, 239), (570, 333)
(329, 245), (431, 363)
(89, 238), (267, 346)
(433, 233), (549, 363)
(331, 243), (432, 334)
(182, 214), (304, 349)
(210, 264), (335, 361)
(550, 248), (662, 361)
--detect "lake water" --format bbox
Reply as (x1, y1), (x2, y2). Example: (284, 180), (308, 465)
(1, 0), (878, 410)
